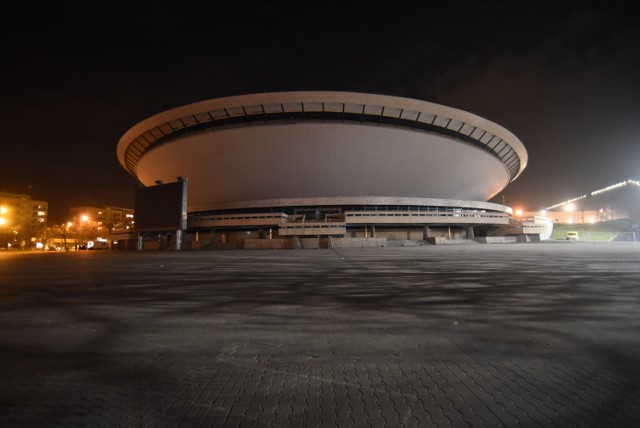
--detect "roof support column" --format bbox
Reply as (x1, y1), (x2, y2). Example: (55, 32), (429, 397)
(466, 226), (475, 239)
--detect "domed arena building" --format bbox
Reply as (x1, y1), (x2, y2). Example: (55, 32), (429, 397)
(117, 92), (530, 249)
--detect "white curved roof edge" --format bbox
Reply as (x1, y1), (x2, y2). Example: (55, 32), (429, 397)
(187, 195), (511, 214)
(117, 91), (527, 179)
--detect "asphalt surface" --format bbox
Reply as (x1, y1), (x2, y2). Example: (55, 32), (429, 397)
(0, 242), (639, 427)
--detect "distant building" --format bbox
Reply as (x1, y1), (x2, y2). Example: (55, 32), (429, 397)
(0, 191), (48, 248)
(68, 206), (134, 231)
(64, 206), (134, 249)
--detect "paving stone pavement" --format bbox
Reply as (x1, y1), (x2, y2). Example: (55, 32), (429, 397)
(0, 242), (639, 427)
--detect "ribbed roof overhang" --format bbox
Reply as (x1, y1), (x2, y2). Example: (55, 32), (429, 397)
(117, 91), (527, 182)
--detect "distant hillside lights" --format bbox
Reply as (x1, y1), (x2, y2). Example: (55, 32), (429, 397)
(546, 179), (640, 212)
(591, 179), (640, 196)
(542, 178), (640, 224)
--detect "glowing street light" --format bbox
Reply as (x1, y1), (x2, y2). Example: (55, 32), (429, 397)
(0, 206), (7, 227)
(81, 215), (89, 222)
(63, 221), (73, 251)
(515, 209), (523, 217)
(565, 203), (575, 212)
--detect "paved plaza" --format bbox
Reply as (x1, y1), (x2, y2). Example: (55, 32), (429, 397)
(0, 242), (639, 427)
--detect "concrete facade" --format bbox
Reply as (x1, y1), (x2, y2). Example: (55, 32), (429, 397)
(117, 92), (529, 247)
(0, 191), (48, 249)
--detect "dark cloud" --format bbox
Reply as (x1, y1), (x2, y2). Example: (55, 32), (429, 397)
(418, 6), (640, 209)
(1, 3), (639, 221)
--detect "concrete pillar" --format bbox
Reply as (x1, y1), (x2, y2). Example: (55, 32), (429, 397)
(137, 233), (143, 251)
(176, 229), (183, 250)
(371, 225), (376, 237)
(423, 226), (430, 240)
(466, 226), (475, 239)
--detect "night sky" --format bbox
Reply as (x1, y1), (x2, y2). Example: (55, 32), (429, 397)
(2, 3), (639, 223)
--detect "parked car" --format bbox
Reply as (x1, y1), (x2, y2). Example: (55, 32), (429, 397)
(566, 231), (579, 240)
(87, 239), (110, 250)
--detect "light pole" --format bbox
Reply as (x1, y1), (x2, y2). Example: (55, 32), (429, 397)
(0, 206), (11, 249)
(78, 214), (90, 249)
(63, 222), (72, 251)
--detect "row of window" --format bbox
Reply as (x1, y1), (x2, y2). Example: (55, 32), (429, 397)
(346, 211), (507, 218)
(192, 214), (287, 222)
(123, 102), (521, 180)
(280, 224), (345, 229)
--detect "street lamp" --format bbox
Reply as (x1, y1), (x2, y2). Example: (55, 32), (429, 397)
(78, 215), (92, 248)
(63, 222), (72, 251)
(0, 207), (13, 250)
(0, 206), (8, 226)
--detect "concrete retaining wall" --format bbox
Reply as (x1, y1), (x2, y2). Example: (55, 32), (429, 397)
(143, 242), (161, 250)
(243, 239), (296, 250)
(425, 237), (448, 245)
(475, 235), (541, 244)
(293, 238), (319, 249)
(475, 236), (517, 244)
(330, 237), (387, 248)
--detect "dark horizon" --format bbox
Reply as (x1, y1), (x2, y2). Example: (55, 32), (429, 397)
(2, 3), (639, 224)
